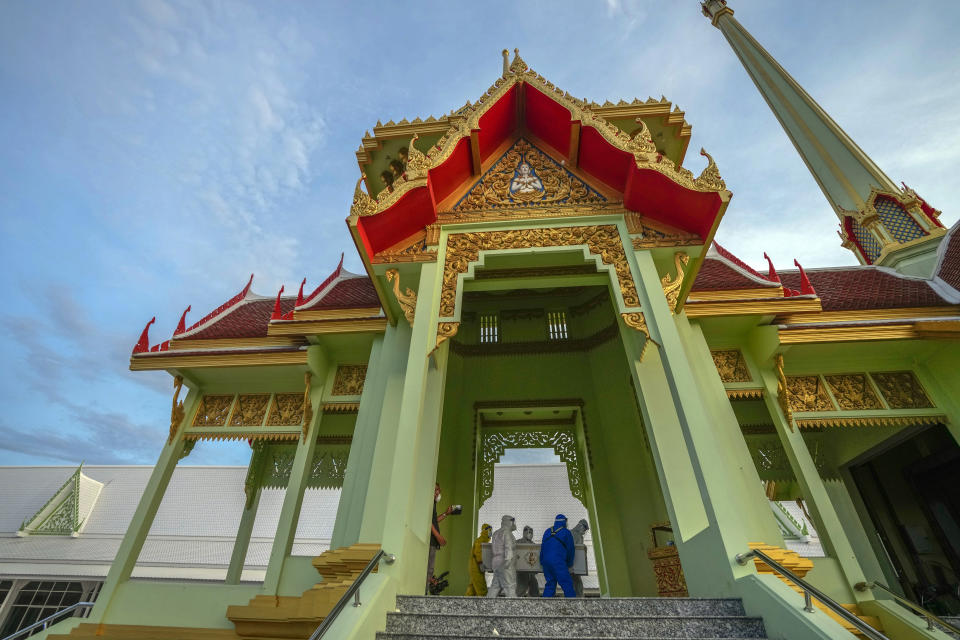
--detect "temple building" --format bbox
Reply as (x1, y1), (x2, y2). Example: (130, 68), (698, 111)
(28, 2), (960, 639)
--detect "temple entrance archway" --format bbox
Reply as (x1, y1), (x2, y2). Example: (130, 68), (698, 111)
(472, 401), (606, 593)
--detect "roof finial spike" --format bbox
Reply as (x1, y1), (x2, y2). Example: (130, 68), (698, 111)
(509, 48), (528, 75)
(271, 286), (285, 320)
(132, 317), (155, 354)
(793, 259), (816, 295)
(296, 278), (307, 306)
(763, 253), (781, 283)
(502, 49), (510, 77)
(174, 305), (192, 335)
(241, 274), (254, 298)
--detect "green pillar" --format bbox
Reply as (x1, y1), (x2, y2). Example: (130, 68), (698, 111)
(262, 349), (330, 595)
(88, 386), (201, 624)
(750, 336), (868, 603)
(622, 249), (762, 597)
(225, 484), (262, 585)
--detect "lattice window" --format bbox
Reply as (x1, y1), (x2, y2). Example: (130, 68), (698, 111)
(850, 219), (882, 262)
(875, 196), (925, 243)
(547, 311), (568, 340)
(0, 581), (97, 638)
(480, 313), (500, 344)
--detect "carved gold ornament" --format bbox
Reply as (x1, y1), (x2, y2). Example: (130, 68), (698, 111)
(302, 372), (313, 441)
(712, 350), (751, 383)
(350, 175), (378, 218)
(229, 394), (271, 426)
(331, 365), (367, 396)
(621, 312), (655, 361)
(870, 372), (933, 409)
(661, 252), (690, 312)
(404, 133), (431, 179)
(440, 226), (639, 318)
(785, 376), (837, 412)
(823, 375), (882, 411)
(385, 268), (417, 325)
(267, 393), (305, 426)
(453, 138), (605, 212)
(774, 354), (792, 429)
(193, 394), (234, 427)
(436, 322), (460, 349)
(168, 376), (185, 444)
(693, 149), (726, 191)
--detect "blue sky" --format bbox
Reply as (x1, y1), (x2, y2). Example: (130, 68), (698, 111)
(1, 0), (958, 466)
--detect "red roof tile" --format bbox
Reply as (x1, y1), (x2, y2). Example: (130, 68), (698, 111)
(314, 277), (379, 309)
(937, 227), (960, 292)
(186, 297), (296, 340)
(692, 259), (775, 291)
(778, 268), (950, 311)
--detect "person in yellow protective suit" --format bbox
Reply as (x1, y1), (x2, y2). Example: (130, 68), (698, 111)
(466, 523), (493, 596)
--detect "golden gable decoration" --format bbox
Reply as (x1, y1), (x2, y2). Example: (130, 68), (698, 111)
(823, 375), (883, 411)
(267, 393), (306, 426)
(712, 350), (751, 383)
(785, 376), (836, 412)
(870, 371), (933, 409)
(332, 365), (367, 396)
(192, 395), (234, 427)
(230, 394), (271, 426)
(453, 139), (605, 212)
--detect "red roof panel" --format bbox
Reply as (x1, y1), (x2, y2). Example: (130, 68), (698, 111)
(778, 268), (949, 311)
(937, 227), (960, 292)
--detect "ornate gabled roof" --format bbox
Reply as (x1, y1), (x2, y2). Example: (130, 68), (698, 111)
(692, 241), (954, 312)
(349, 50), (731, 259)
(933, 222), (960, 302)
(18, 465), (103, 537)
(293, 267), (379, 312)
(172, 275), (272, 341)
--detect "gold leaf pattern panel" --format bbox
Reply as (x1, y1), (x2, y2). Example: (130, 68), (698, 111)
(712, 350), (752, 383)
(823, 375), (883, 411)
(193, 395), (234, 427)
(785, 376), (836, 412)
(454, 138), (605, 211)
(267, 393), (306, 426)
(870, 372), (934, 409)
(331, 365), (367, 396)
(229, 394), (271, 426)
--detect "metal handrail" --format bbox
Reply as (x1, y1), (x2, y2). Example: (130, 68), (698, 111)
(1, 601), (95, 640)
(309, 549), (395, 639)
(856, 580), (960, 635)
(737, 548), (890, 640)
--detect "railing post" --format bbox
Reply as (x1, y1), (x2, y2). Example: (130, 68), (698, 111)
(353, 590), (361, 608)
(803, 590), (814, 613)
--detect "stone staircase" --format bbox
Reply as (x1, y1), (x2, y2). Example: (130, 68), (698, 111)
(376, 596), (767, 639)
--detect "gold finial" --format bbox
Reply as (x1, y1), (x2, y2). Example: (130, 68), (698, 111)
(693, 148), (727, 191)
(405, 133), (431, 178)
(509, 48), (528, 74)
(502, 49), (510, 77)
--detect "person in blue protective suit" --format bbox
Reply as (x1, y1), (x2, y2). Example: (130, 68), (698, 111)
(540, 514), (576, 597)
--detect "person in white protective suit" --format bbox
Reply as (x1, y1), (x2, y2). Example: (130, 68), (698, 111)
(570, 519), (589, 597)
(486, 515), (517, 597)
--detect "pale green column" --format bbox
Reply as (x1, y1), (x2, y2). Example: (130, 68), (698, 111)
(225, 484), (262, 585)
(88, 385), (201, 623)
(748, 330), (868, 603)
(262, 348), (330, 595)
(331, 332), (402, 548)
(374, 262), (450, 595)
(621, 249), (763, 597)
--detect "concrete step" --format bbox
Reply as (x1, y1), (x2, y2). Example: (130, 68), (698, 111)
(395, 596), (746, 618)
(383, 613), (766, 638)
(378, 636), (768, 640)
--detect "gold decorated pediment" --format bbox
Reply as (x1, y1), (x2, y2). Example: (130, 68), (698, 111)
(452, 138), (606, 212)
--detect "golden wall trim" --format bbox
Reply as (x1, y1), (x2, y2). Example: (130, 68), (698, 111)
(684, 297), (822, 318)
(267, 318), (388, 336)
(688, 287), (784, 301)
(293, 307), (381, 321)
(129, 350), (308, 371)
(795, 414), (948, 429)
(184, 431), (301, 442)
(778, 324), (917, 344)
(331, 365), (367, 396)
(775, 306), (960, 326)
(726, 388), (765, 400)
(168, 336), (304, 350)
(322, 402), (360, 414)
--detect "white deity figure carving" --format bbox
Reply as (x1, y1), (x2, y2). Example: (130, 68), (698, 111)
(509, 161), (544, 199)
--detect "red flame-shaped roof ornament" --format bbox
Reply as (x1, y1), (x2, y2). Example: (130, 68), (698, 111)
(174, 305), (191, 336)
(132, 317), (155, 354)
(794, 259), (816, 296)
(271, 286), (285, 320)
(296, 278), (307, 307)
(763, 253), (780, 283)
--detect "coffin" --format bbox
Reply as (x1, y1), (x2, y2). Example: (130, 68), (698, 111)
(481, 542), (588, 575)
